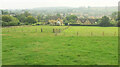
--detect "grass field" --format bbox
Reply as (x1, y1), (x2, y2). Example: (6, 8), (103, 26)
(2, 26), (118, 65)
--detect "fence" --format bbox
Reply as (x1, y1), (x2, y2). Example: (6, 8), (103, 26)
(2, 26), (118, 37)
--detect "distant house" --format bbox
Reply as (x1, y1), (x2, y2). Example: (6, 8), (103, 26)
(84, 19), (91, 24)
(48, 18), (63, 26)
(57, 21), (61, 25)
(88, 19), (98, 24)
(77, 18), (98, 24)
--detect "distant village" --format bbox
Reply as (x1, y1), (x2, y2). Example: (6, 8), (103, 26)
(1, 9), (118, 27)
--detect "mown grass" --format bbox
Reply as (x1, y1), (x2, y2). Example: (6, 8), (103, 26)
(2, 26), (118, 65)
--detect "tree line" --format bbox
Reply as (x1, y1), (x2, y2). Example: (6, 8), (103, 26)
(1, 10), (119, 27)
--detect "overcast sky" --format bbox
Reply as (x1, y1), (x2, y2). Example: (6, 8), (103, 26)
(0, 0), (119, 9)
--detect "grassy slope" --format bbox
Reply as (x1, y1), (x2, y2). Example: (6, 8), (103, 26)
(2, 26), (118, 65)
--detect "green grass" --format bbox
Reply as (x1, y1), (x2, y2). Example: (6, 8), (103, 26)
(2, 26), (118, 65)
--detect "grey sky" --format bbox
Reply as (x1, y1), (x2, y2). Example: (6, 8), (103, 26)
(0, 0), (119, 9)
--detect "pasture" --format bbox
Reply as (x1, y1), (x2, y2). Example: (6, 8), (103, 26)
(2, 26), (118, 65)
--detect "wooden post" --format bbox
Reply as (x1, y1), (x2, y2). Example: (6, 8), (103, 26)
(41, 28), (43, 32)
(56, 29), (57, 33)
(103, 32), (104, 36)
(59, 29), (61, 33)
(91, 32), (93, 36)
(77, 32), (79, 36)
(53, 28), (55, 33)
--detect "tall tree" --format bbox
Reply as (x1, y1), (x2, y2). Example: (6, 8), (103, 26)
(25, 16), (37, 24)
(111, 12), (117, 20)
(2, 15), (20, 26)
(24, 11), (31, 17)
(99, 16), (112, 26)
(15, 14), (26, 22)
(64, 15), (78, 23)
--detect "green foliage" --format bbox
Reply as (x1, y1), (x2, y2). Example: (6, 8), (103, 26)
(64, 15), (78, 23)
(15, 11), (31, 23)
(111, 12), (117, 20)
(25, 16), (37, 24)
(118, 20), (120, 27)
(2, 15), (20, 26)
(15, 14), (26, 22)
(56, 13), (61, 19)
(24, 11), (31, 17)
(2, 21), (8, 26)
(110, 20), (118, 27)
(99, 16), (113, 27)
(24, 22), (29, 25)
(118, 12), (120, 20)
(37, 15), (42, 22)
(2, 15), (12, 22)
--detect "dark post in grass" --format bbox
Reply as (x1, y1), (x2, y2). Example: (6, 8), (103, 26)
(91, 32), (93, 36)
(56, 29), (57, 33)
(77, 32), (79, 36)
(102, 32), (104, 36)
(59, 29), (61, 33)
(53, 28), (55, 33)
(41, 28), (43, 32)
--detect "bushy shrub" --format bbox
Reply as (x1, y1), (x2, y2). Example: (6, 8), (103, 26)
(25, 16), (37, 24)
(2, 15), (12, 22)
(2, 21), (8, 26)
(2, 15), (20, 26)
(110, 20), (118, 27)
(24, 22), (29, 25)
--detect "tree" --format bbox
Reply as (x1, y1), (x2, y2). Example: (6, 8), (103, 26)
(99, 16), (112, 27)
(24, 11), (31, 17)
(56, 13), (62, 19)
(15, 11), (31, 22)
(2, 15), (12, 22)
(111, 12), (117, 20)
(64, 15), (78, 23)
(25, 16), (37, 24)
(37, 15), (45, 22)
(37, 15), (41, 22)
(15, 14), (26, 22)
(2, 15), (20, 26)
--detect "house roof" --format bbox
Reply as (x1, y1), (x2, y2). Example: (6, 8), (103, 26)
(78, 19), (98, 23)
